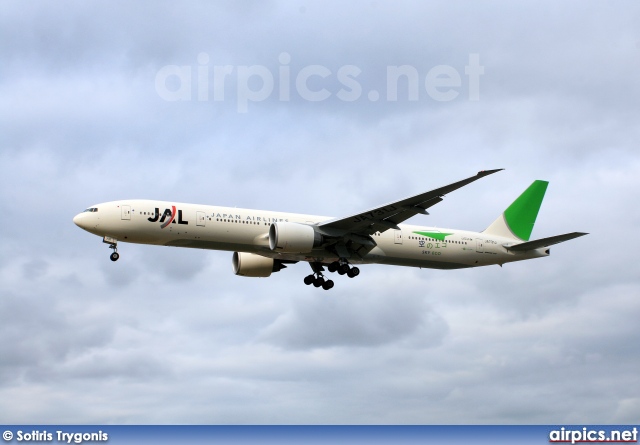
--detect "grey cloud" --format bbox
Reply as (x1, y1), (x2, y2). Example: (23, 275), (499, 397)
(141, 246), (210, 282)
(0, 291), (115, 385)
(100, 260), (141, 288)
(22, 259), (49, 280)
(260, 279), (449, 349)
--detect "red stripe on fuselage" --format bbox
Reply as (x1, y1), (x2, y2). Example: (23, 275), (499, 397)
(160, 206), (176, 229)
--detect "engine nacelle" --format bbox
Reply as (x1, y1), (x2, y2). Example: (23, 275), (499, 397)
(269, 222), (323, 253)
(232, 252), (276, 277)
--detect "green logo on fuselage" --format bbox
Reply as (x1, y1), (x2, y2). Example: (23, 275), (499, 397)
(412, 231), (453, 241)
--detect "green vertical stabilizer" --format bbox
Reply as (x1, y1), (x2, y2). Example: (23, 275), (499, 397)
(503, 180), (548, 241)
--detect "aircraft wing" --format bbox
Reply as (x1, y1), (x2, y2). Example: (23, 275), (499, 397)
(505, 232), (588, 252)
(318, 169), (504, 237)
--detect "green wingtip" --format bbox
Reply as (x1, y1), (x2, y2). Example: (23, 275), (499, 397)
(503, 180), (549, 241)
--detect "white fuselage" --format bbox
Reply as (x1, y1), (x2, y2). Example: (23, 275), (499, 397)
(73, 200), (548, 270)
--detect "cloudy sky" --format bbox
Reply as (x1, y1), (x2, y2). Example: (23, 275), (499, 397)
(1, 1), (639, 424)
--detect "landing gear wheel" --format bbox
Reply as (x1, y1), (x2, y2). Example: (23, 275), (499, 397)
(106, 239), (119, 262)
(328, 261), (339, 273)
(322, 280), (334, 290)
(338, 264), (350, 275)
(347, 266), (360, 278)
(307, 262), (335, 290)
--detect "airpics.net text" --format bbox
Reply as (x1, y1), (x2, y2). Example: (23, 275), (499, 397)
(155, 52), (484, 112)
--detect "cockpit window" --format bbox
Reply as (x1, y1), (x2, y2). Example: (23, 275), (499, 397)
(83, 208), (99, 213)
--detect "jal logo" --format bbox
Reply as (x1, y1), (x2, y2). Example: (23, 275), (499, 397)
(147, 206), (189, 229)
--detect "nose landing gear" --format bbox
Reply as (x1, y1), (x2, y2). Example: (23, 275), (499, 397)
(103, 236), (119, 262)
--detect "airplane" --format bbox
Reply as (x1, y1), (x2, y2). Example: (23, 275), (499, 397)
(73, 169), (587, 290)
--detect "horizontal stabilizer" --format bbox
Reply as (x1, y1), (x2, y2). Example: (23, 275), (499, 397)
(506, 232), (588, 252)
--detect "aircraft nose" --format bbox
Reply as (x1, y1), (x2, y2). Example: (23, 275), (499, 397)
(73, 213), (91, 230)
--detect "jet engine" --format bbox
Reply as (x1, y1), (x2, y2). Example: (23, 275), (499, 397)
(232, 252), (288, 277)
(269, 222), (324, 253)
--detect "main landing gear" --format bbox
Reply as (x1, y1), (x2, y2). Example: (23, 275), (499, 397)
(304, 260), (359, 290)
(327, 261), (360, 278)
(304, 261), (334, 290)
(303, 273), (334, 290)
